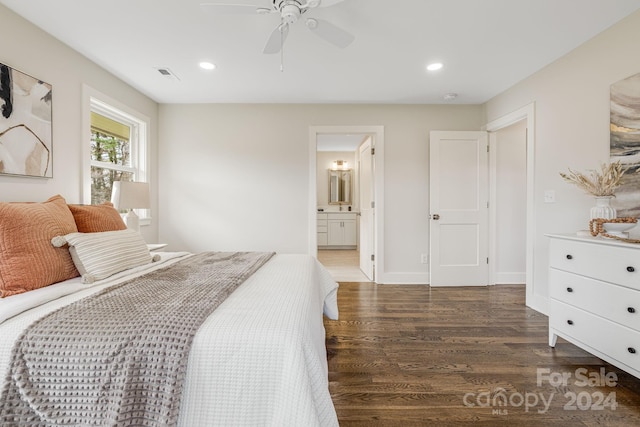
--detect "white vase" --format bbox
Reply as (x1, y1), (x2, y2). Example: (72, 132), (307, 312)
(590, 196), (617, 220)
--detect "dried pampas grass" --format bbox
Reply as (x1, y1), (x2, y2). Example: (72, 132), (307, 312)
(559, 161), (627, 197)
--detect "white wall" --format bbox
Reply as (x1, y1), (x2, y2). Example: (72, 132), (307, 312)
(158, 104), (483, 279)
(0, 4), (160, 243)
(484, 10), (640, 312)
(5, 0), (636, 299)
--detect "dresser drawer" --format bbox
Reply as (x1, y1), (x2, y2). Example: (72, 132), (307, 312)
(317, 224), (328, 233)
(550, 299), (640, 371)
(550, 268), (640, 332)
(317, 213), (328, 220)
(549, 238), (640, 290)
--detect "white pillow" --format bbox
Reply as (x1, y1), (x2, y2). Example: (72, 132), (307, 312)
(52, 229), (159, 284)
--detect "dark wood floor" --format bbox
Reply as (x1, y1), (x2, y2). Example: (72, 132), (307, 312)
(324, 283), (640, 426)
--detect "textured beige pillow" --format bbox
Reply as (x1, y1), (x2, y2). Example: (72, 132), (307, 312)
(52, 229), (159, 284)
(68, 202), (127, 233)
(0, 195), (80, 297)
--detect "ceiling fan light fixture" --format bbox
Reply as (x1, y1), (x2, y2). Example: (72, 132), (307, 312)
(202, 0), (353, 58)
(281, 4), (301, 24)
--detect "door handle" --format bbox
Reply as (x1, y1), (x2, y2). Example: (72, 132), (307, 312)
(432, 214), (440, 220)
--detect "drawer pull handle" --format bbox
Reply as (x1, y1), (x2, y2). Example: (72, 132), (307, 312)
(629, 347), (637, 354)
(629, 307), (636, 314)
(627, 266), (635, 273)
(566, 254), (573, 260)
(567, 320), (574, 325)
(566, 287), (573, 293)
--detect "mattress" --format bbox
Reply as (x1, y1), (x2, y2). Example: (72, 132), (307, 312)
(0, 252), (340, 426)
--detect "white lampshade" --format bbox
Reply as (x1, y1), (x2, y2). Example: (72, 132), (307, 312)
(111, 181), (150, 210)
(111, 181), (150, 231)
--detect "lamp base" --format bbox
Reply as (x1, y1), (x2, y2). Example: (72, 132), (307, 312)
(124, 210), (140, 232)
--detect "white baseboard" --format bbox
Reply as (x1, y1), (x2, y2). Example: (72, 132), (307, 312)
(494, 272), (526, 284)
(377, 272), (429, 285)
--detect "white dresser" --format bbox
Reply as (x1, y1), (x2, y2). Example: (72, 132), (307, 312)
(547, 234), (640, 379)
(317, 212), (357, 249)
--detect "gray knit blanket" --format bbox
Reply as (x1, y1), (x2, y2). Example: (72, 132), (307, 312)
(0, 251), (274, 427)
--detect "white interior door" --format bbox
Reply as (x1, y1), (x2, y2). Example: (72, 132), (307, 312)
(429, 131), (489, 286)
(359, 137), (374, 281)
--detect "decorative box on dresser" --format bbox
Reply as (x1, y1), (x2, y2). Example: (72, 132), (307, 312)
(547, 234), (640, 379)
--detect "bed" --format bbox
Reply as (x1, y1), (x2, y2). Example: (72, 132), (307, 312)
(0, 195), (339, 426)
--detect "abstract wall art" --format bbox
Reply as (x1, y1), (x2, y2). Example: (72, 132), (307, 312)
(0, 63), (52, 178)
(610, 72), (640, 217)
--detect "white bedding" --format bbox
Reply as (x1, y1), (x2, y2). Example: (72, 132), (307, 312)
(0, 252), (340, 426)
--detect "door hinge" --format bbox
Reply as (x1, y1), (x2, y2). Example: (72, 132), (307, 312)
(371, 147), (375, 155)
(371, 254), (375, 261)
(487, 145), (490, 153)
(486, 257), (489, 264)
(371, 201), (375, 208)
(486, 201), (489, 209)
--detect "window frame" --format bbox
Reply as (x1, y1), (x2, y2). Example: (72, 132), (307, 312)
(82, 86), (150, 224)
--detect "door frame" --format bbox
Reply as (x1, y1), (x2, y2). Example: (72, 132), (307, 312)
(308, 125), (385, 283)
(485, 102), (537, 310)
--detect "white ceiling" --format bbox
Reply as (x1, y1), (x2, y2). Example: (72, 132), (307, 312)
(2, 0), (640, 105)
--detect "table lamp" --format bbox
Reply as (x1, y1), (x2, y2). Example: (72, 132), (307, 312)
(111, 181), (150, 232)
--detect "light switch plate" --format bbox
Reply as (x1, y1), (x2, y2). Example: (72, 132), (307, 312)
(544, 190), (556, 203)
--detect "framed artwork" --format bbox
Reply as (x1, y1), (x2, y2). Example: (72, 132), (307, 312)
(610, 72), (640, 217)
(0, 63), (53, 178)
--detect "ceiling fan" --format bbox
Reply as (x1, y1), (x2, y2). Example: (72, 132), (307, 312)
(200, 0), (354, 54)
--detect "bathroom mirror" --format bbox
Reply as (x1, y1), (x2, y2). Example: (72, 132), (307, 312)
(329, 169), (352, 205)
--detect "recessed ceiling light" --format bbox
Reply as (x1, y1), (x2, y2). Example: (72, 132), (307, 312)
(443, 93), (458, 101)
(426, 62), (443, 71)
(199, 61), (216, 70)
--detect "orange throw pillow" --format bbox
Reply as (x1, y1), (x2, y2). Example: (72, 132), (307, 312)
(0, 195), (80, 297)
(68, 202), (127, 233)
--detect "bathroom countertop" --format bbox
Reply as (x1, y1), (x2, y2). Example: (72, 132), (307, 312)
(317, 210), (359, 214)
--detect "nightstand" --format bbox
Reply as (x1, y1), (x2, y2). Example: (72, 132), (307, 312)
(147, 243), (168, 252)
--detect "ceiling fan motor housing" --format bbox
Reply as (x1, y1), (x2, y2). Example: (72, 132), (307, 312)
(281, 3), (302, 24)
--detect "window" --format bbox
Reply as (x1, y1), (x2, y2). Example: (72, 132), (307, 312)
(87, 95), (149, 219)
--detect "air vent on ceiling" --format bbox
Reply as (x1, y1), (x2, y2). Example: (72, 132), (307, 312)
(156, 67), (180, 81)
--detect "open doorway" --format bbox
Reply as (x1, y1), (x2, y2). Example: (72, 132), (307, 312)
(308, 126), (384, 283)
(489, 120), (527, 285)
(485, 102), (538, 310)
(316, 134), (369, 282)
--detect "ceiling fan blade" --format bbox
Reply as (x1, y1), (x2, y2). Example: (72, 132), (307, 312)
(263, 24), (289, 54)
(305, 18), (354, 48)
(200, 2), (272, 15)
